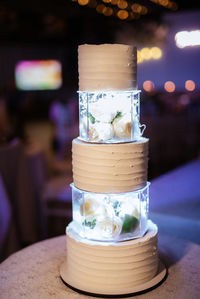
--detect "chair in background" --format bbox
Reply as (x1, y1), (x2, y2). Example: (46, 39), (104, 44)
(0, 139), (39, 247)
(0, 173), (20, 262)
(25, 142), (72, 239)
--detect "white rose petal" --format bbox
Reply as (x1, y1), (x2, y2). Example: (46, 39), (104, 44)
(89, 123), (114, 141)
(113, 113), (132, 139)
(96, 216), (122, 239)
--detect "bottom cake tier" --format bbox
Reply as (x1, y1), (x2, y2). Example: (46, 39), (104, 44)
(64, 220), (158, 294)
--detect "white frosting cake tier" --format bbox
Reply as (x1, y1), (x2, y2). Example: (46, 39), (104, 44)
(78, 44), (137, 91)
(65, 220), (158, 294)
(72, 137), (149, 193)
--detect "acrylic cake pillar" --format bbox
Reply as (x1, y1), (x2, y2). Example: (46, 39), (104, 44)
(71, 89), (149, 241)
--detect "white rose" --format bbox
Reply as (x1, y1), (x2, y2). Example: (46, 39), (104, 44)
(89, 101), (115, 123)
(89, 123), (114, 142)
(112, 113), (132, 139)
(96, 216), (122, 239)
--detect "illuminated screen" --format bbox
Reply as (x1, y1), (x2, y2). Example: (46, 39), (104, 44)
(15, 60), (62, 90)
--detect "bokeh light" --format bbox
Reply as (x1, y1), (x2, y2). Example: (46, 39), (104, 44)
(78, 0), (89, 5)
(175, 30), (200, 48)
(185, 80), (195, 91)
(117, 9), (128, 19)
(150, 47), (162, 59)
(164, 81), (175, 92)
(117, 0), (128, 9)
(131, 3), (142, 13)
(111, 0), (118, 4)
(143, 80), (155, 92)
(103, 6), (113, 16)
(140, 47), (151, 60)
(137, 47), (162, 63)
(160, 0), (168, 6)
(140, 6), (148, 15)
(96, 4), (105, 13)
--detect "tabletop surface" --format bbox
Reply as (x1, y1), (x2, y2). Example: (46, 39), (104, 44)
(0, 233), (200, 299)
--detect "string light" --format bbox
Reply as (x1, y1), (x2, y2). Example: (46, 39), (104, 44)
(73, 0), (178, 20)
(78, 0), (89, 5)
(96, 3), (105, 13)
(117, 9), (129, 19)
(111, 0), (118, 4)
(117, 0), (128, 9)
(103, 6), (113, 16)
(164, 81), (175, 92)
(149, 0), (178, 10)
(131, 3), (142, 14)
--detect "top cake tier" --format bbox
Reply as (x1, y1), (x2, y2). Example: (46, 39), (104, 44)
(78, 44), (137, 91)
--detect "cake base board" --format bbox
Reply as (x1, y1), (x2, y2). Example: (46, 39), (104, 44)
(60, 259), (167, 297)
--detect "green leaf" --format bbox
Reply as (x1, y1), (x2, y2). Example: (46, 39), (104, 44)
(121, 215), (138, 233)
(88, 113), (95, 124)
(111, 111), (122, 124)
(83, 218), (96, 229)
(113, 201), (121, 216)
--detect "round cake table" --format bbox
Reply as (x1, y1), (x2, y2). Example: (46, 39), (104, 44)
(0, 234), (200, 299)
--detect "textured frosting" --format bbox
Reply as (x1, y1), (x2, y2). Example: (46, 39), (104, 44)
(72, 138), (149, 193)
(65, 220), (158, 294)
(78, 44), (137, 91)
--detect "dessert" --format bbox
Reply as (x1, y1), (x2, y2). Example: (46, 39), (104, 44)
(62, 44), (162, 296)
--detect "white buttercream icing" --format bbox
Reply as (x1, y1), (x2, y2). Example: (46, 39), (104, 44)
(72, 137), (149, 193)
(78, 44), (137, 91)
(65, 220), (158, 294)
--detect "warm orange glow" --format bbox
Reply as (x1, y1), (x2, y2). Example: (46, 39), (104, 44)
(185, 80), (195, 91)
(103, 7), (113, 16)
(131, 3), (142, 13)
(170, 1), (178, 10)
(143, 81), (155, 92)
(96, 4), (105, 13)
(164, 81), (175, 92)
(150, 0), (178, 10)
(78, 0), (89, 5)
(111, 0), (118, 4)
(88, 0), (97, 8)
(159, 0), (168, 6)
(117, 9), (128, 19)
(141, 6), (148, 14)
(117, 0), (128, 9)
(102, 0), (111, 3)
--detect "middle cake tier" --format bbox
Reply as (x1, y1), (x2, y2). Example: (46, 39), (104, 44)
(72, 137), (149, 193)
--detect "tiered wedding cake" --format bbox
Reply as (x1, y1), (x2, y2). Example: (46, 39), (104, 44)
(62, 44), (162, 296)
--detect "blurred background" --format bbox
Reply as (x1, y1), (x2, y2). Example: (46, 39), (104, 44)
(0, 0), (200, 261)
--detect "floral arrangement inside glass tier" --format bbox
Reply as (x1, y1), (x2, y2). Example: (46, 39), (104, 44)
(71, 183), (150, 242)
(78, 90), (146, 143)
